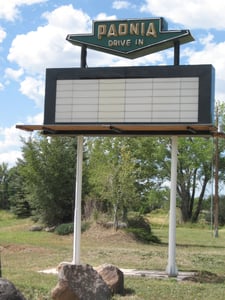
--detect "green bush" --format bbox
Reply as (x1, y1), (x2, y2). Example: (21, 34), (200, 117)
(81, 221), (91, 233)
(55, 223), (74, 235)
(55, 221), (91, 235)
(126, 214), (160, 243)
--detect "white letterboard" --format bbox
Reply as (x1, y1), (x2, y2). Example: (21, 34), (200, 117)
(55, 77), (199, 123)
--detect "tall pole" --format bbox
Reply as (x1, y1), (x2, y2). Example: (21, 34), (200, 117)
(214, 138), (219, 237)
(166, 136), (178, 277)
(214, 135), (219, 237)
(214, 105), (219, 238)
(72, 45), (86, 264)
(72, 136), (83, 264)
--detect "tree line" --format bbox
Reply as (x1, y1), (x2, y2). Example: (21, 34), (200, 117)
(1, 130), (225, 227)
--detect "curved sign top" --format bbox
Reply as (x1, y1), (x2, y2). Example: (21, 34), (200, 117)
(66, 17), (194, 59)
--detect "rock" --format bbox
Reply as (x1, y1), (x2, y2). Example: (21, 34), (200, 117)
(101, 221), (127, 229)
(29, 225), (43, 231)
(45, 226), (56, 232)
(51, 264), (111, 300)
(0, 278), (26, 300)
(51, 280), (78, 300)
(96, 264), (124, 295)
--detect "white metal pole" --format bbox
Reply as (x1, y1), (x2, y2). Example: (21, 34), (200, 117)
(166, 136), (178, 277)
(72, 136), (83, 265)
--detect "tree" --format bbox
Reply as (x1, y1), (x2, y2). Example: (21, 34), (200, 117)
(147, 188), (170, 211)
(176, 137), (213, 222)
(18, 134), (77, 225)
(8, 165), (30, 218)
(12, 131), (220, 226)
(110, 142), (139, 228)
(0, 163), (10, 209)
(132, 136), (214, 223)
(86, 137), (138, 229)
(140, 136), (215, 223)
(212, 101), (225, 235)
(124, 137), (175, 216)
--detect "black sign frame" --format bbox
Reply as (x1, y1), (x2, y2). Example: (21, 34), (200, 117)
(41, 64), (215, 136)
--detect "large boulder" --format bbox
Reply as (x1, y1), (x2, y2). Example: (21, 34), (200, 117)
(0, 278), (26, 300)
(96, 264), (124, 295)
(51, 263), (111, 300)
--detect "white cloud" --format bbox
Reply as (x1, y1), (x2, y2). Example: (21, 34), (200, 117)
(187, 34), (225, 82)
(0, 150), (23, 167)
(42, 5), (91, 33)
(107, 51), (166, 67)
(95, 13), (117, 21)
(140, 0), (225, 29)
(0, 0), (47, 21)
(0, 125), (30, 167)
(199, 33), (214, 46)
(5, 67), (24, 81)
(0, 27), (6, 43)
(26, 112), (43, 124)
(0, 113), (47, 167)
(19, 76), (44, 107)
(185, 33), (225, 101)
(0, 82), (4, 91)
(7, 5), (91, 74)
(112, 1), (131, 10)
(0, 126), (22, 151)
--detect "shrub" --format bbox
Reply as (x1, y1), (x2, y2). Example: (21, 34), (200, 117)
(55, 221), (90, 235)
(55, 223), (74, 235)
(126, 214), (160, 243)
(81, 221), (91, 233)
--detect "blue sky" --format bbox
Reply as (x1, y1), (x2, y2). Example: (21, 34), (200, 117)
(0, 0), (225, 166)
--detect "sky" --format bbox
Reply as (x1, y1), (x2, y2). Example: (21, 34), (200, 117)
(1, 0), (225, 167)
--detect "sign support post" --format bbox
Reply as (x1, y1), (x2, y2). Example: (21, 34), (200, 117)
(166, 136), (178, 276)
(81, 45), (87, 68)
(72, 46), (86, 265)
(72, 135), (83, 265)
(174, 41), (180, 66)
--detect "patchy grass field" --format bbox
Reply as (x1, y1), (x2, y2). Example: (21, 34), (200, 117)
(1, 210), (225, 299)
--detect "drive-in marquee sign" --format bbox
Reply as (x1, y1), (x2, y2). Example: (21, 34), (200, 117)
(17, 64), (215, 136)
(66, 17), (194, 59)
(16, 17), (216, 136)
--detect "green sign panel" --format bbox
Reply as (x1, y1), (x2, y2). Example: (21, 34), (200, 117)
(66, 17), (194, 59)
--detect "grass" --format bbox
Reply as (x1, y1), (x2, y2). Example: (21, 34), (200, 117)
(1, 210), (225, 299)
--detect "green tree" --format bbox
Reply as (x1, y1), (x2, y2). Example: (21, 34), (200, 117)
(128, 137), (170, 212)
(8, 165), (30, 218)
(86, 137), (138, 229)
(177, 137), (213, 222)
(0, 163), (10, 209)
(86, 135), (217, 223)
(130, 136), (215, 223)
(18, 134), (77, 225)
(147, 188), (170, 211)
(139, 136), (215, 223)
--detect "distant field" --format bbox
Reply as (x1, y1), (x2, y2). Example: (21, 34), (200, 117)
(1, 210), (225, 300)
